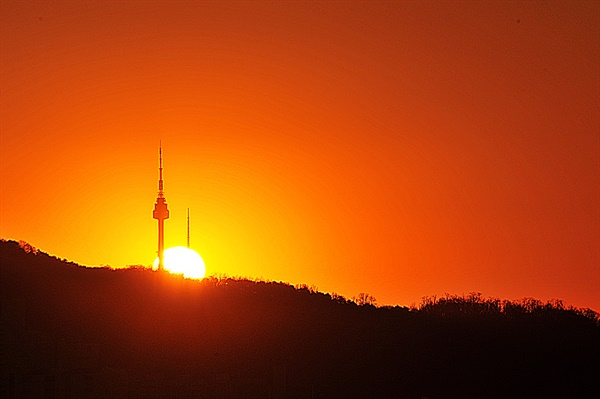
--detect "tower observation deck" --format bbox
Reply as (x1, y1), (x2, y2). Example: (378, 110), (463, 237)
(153, 145), (169, 271)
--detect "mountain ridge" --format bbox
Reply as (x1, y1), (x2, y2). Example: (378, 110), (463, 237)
(2, 239), (598, 398)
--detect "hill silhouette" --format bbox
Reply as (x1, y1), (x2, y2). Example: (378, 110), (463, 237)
(1, 239), (598, 398)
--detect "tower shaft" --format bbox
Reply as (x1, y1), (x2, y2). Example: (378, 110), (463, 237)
(158, 218), (165, 269)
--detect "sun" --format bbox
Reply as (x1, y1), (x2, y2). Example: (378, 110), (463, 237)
(153, 246), (206, 279)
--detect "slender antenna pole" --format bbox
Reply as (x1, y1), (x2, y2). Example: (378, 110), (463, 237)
(187, 208), (190, 248)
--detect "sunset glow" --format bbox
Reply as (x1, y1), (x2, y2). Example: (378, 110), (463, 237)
(153, 246), (206, 279)
(0, 1), (598, 310)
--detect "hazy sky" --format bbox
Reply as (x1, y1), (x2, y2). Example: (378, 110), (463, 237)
(1, 1), (598, 309)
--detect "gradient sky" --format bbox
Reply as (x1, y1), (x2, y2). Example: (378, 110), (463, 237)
(1, 1), (598, 310)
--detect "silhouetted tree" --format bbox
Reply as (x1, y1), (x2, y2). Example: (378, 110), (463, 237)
(352, 292), (377, 306)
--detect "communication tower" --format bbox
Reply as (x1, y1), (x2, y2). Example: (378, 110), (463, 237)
(153, 144), (170, 270)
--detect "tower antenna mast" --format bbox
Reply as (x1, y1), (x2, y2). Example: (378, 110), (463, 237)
(153, 142), (170, 270)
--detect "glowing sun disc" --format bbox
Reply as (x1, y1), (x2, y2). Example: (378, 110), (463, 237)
(153, 246), (206, 279)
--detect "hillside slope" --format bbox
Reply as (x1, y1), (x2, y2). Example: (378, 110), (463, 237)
(1, 239), (598, 398)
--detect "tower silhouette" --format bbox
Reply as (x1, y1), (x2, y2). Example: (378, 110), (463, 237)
(153, 144), (169, 271)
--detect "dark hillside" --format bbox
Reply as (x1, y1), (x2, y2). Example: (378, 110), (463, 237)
(1, 239), (598, 398)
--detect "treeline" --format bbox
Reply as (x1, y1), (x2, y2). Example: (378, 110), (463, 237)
(13, 238), (598, 322)
(2, 239), (599, 398)
(417, 292), (599, 323)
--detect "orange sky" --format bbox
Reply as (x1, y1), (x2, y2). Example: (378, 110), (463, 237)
(1, 1), (598, 310)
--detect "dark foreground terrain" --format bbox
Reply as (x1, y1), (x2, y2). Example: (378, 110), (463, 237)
(1, 239), (598, 398)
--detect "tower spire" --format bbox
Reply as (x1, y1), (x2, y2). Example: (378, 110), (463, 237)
(158, 142), (164, 197)
(153, 143), (170, 271)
